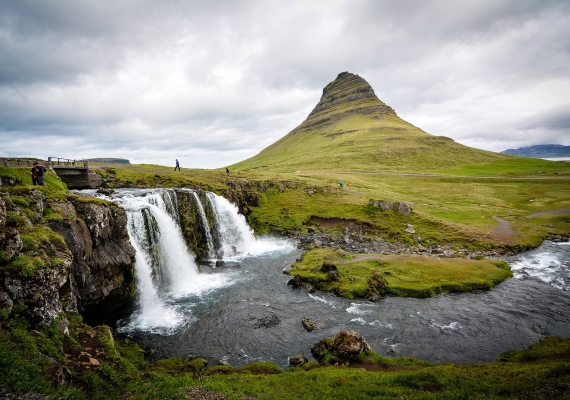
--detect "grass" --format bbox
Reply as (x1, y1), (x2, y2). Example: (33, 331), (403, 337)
(1, 313), (569, 399)
(287, 248), (512, 298)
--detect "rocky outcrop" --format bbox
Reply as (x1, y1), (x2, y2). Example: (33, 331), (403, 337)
(50, 198), (136, 316)
(369, 199), (413, 216)
(0, 181), (136, 325)
(175, 189), (215, 260)
(311, 330), (372, 363)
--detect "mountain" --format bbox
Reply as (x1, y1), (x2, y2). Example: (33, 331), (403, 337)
(230, 72), (510, 172)
(501, 144), (570, 158)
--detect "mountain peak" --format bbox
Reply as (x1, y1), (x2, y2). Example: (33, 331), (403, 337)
(302, 72), (395, 130)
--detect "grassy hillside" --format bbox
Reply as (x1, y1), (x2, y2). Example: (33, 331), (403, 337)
(230, 72), (511, 173)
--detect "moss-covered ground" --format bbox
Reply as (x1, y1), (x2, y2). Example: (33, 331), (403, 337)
(287, 248), (512, 298)
(1, 313), (569, 399)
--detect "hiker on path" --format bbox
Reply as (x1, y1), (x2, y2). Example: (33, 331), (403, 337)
(226, 167), (230, 176)
(175, 159), (180, 171)
(339, 179), (343, 190)
(31, 161), (48, 186)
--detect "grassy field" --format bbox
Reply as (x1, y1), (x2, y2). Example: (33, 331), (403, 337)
(1, 314), (569, 399)
(287, 248), (512, 298)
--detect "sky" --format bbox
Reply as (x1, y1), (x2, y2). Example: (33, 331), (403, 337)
(1, 0), (569, 168)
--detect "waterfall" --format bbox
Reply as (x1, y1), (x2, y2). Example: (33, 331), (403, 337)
(89, 187), (291, 332)
(190, 191), (216, 259)
(206, 192), (256, 257)
(111, 189), (229, 331)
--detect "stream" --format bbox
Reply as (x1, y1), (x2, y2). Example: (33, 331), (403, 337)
(85, 189), (570, 368)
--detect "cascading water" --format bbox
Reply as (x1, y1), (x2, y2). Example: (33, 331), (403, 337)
(188, 191), (216, 259)
(107, 189), (233, 332)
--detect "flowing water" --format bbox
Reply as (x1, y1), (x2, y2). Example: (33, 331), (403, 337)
(85, 189), (570, 368)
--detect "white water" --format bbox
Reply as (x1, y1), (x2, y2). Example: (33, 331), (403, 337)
(110, 190), (231, 332)
(189, 191), (216, 259)
(207, 192), (287, 257)
(509, 241), (570, 290)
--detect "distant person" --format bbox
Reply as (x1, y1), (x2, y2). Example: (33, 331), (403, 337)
(339, 179), (343, 190)
(175, 159), (180, 171)
(226, 167), (230, 176)
(31, 161), (48, 186)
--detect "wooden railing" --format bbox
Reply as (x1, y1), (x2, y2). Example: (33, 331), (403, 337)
(1, 157), (89, 168)
(48, 157), (89, 168)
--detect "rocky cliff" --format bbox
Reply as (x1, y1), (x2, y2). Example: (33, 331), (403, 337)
(0, 173), (135, 327)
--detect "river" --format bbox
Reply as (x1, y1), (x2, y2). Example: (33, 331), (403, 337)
(85, 189), (570, 368)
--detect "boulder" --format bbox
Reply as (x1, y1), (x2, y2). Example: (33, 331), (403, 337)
(379, 200), (394, 211)
(303, 283), (315, 293)
(366, 270), (387, 299)
(327, 271), (340, 282)
(320, 262), (337, 273)
(332, 330), (372, 358)
(0, 227), (23, 258)
(289, 355), (309, 367)
(311, 337), (333, 361)
(302, 317), (319, 331)
(398, 202), (412, 216)
(287, 275), (302, 288)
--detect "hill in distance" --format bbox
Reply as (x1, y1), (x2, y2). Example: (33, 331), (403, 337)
(231, 72), (510, 173)
(501, 144), (570, 158)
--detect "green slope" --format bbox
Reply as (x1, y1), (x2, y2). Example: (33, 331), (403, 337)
(231, 72), (511, 172)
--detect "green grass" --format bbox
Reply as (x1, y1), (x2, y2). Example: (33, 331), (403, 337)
(287, 248), (512, 298)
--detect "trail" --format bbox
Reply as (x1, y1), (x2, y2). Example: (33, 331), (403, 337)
(526, 208), (570, 219)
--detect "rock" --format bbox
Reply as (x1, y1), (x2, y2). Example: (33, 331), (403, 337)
(379, 200), (394, 211)
(302, 317), (319, 331)
(0, 197), (6, 230)
(307, 227), (315, 233)
(58, 318), (70, 335)
(331, 330), (372, 358)
(89, 357), (100, 366)
(96, 188), (115, 196)
(289, 354), (309, 366)
(404, 226), (415, 234)
(311, 338), (333, 361)
(0, 227), (23, 258)
(198, 265), (213, 274)
(215, 260), (226, 267)
(366, 270), (387, 300)
(320, 262), (337, 273)
(217, 359), (230, 366)
(303, 283), (315, 293)
(372, 200), (380, 208)
(287, 275), (302, 288)
(0, 291), (13, 313)
(398, 202), (412, 216)
(327, 271), (340, 282)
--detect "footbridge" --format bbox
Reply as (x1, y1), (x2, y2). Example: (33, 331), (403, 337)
(1, 157), (104, 189)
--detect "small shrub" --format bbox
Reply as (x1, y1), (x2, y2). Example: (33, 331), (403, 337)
(0, 250), (10, 264)
(6, 211), (27, 227)
(11, 196), (30, 208)
(0, 308), (10, 320)
(52, 257), (63, 267)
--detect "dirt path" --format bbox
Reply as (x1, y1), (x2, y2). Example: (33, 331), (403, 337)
(492, 216), (517, 235)
(526, 208), (570, 219)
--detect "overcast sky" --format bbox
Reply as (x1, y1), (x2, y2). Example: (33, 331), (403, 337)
(1, 0), (569, 168)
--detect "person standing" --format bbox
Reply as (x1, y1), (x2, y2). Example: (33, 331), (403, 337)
(31, 161), (48, 186)
(339, 179), (343, 190)
(175, 159), (180, 171)
(226, 167), (230, 176)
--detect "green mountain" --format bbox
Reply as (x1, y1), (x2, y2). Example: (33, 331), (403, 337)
(231, 72), (510, 172)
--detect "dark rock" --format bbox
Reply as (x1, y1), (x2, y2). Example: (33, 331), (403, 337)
(251, 312), (280, 329)
(303, 283), (315, 293)
(289, 354), (309, 366)
(96, 188), (115, 196)
(311, 337), (333, 361)
(320, 262), (337, 273)
(287, 275), (302, 288)
(0, 227), (23, 258)
(332, 330), (372, 358)
(302, 317), (319, 331)
(215, 260), (226, 267)
(327, 271), (340, 282)
(307, 227), (315, 233)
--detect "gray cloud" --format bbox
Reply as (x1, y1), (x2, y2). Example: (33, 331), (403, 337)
(1, 0), (569, 167)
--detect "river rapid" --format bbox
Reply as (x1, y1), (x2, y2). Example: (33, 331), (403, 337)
(85, 189), (570, 368)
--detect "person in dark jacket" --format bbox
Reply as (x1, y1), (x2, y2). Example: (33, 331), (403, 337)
(226, 167), (230, 176)
(175, 159), (180, 171)
(31, 161), (48, 186)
